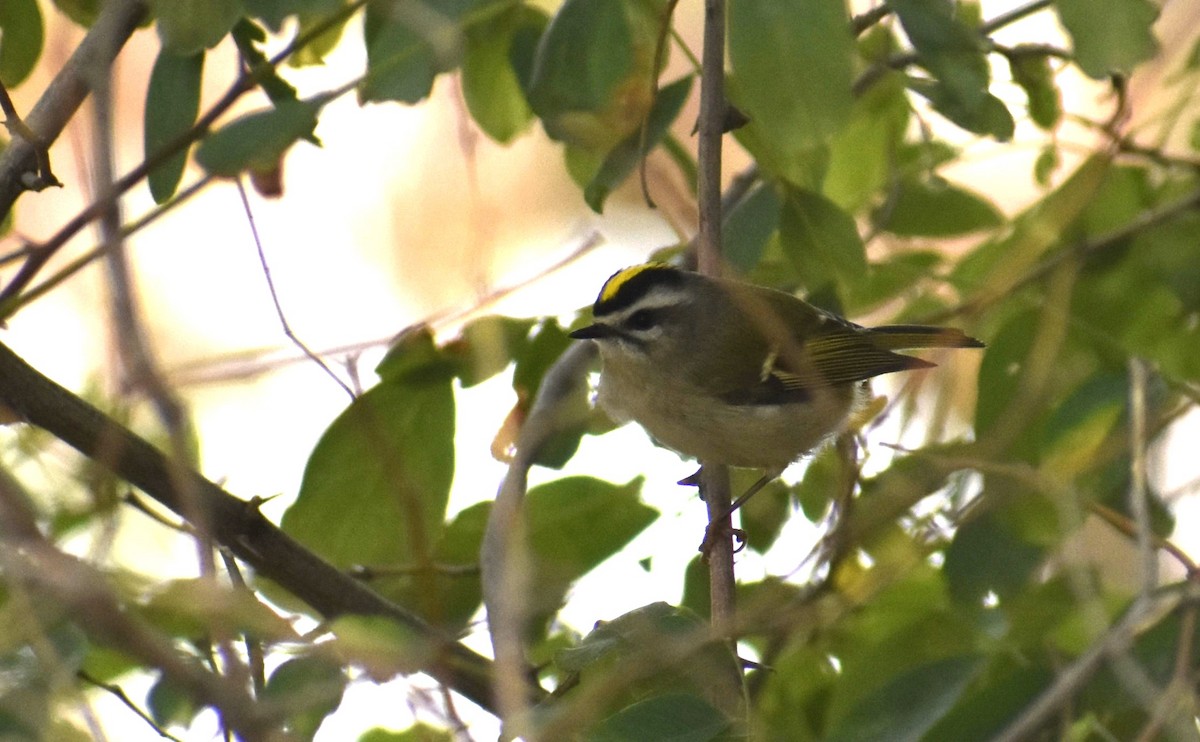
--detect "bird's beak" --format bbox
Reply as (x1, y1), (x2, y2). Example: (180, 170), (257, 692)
(569, 323), (614, 340)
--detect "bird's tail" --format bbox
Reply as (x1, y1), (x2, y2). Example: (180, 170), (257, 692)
(871, 325), (985, 350)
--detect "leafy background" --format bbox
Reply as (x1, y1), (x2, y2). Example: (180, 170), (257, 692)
(1, 0), (1200, 740)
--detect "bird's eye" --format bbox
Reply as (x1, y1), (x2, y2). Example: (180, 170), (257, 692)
(627, 309), (658, 331)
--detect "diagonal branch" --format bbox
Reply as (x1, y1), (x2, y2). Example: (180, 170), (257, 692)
(0, 338), (508, 712)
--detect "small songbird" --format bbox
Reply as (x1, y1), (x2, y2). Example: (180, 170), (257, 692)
(569, 263), (984, 531)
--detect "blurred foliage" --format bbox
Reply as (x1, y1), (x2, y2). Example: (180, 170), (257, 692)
(3, 0), (1200, 740)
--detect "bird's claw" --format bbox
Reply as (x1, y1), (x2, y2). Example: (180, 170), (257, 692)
(699, 524), (746, 557)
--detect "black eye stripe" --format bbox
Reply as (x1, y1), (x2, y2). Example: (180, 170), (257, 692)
(626, 308), (658, 330)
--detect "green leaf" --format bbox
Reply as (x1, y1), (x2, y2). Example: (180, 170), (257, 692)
(825, 656), (984, 742)
(527, 0), (666, 151)
(778, 188), (867, 293)
(79, 646), (139, 686)
(727, 0), (854, 156)
(145, 49), (204, 204)
(375, 325), (456, 383)
(1039, 374), (1126, 478)
(753, 642), (830, 741)
(243, 0), (342, 32)
(555, 602), (744, 719)
(282, 373), (454, 580)
(421, 502), (487, 629)
(737, 473), (790, 554)
(1056, 0), (1159, 79)
(0, 0), (42, 86)
(525, 477), (657, 619)
(910, 81), (1015, 141)
(0, 0), (42, 87)
(443, 315), (535, 387)
(195, 98), (321, 177)
(825, 74), (910, 212)
(584, 75), (693, 212)
(926, 662), (1052, 740)
(512, 319), (572, 399)
(139, 578), (299, 641)
(289, 9), (354, 68)
(845, 250), (943, 313)
(589, 693), (730, 742)
(722, 183), (782, 275)
(231, 20), (307, 109)
(461, 6), (545, 143)
(1033, 144), (1060, 186)
(148, 674), (197, 728)
(358, 725), (455, 742)
(943, 511), (1046, 606)
(952, 153), (1110, 296)
(891, 0), (989, 109)
(793, 444), (844, 522)
(150, 0), (244, 55)
(359, 2), (459, 104)
(327, 615), (434, 681)
(1007, 48), (1062, 130)
(50, 0), (100, 28)
(263, 656), (347, 741)
(973, 308), (1037, 442)
(877, 177), (1003, 237)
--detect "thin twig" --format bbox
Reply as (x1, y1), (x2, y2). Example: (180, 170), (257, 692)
(0, 80), (60, 191)
(0, 0), (145, 220)
(695, 0), (738, 645)
(924, 185), (1200, 326)
(0, 0), (370, 313)
(851, 4), (892, 36)
(78, 671), (186, 742)
(236, 178), (355, 400)
(219, 549), (268, 696)
(350, 562), (481, 579)
(7, 175), (213, 315)
(162, 231), (605, 388)
(979, 0), (1053, 34)
(852, 0), (1056, 98)
(638, 0), (680, 208)
(1128, 358), (1156, 599)
(989, 587), (1190, 742)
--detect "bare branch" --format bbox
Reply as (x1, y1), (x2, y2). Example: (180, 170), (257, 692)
(0, 80), (61, 191)
(0, 469), (284, 741)
(482, 340), (596, 733)
(0, 339), (504, 712)
(0, 0), (146, 219)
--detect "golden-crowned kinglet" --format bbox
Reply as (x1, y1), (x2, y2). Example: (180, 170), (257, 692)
(569, 263), (983, 500)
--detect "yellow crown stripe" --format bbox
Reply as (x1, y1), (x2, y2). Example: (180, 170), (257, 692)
(600, 263), (669, 304)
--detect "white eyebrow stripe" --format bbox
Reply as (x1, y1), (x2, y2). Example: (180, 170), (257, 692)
(599, 286), (690, 319)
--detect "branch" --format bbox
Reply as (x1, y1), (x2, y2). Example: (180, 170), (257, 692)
(0, 0), (369, 316)
(695, 0), (738, 641)
(851, 0), (1057, 97)
(0, 469), (282, 741)
(0, 339), (502, 712)
(0, 0), (147, 220)
(481, 341), (596, 732)
(0, 81), (60, 191)
(989, 586), (1195, 742)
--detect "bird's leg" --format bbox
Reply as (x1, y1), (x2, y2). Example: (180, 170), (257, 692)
(698, 471), (776, 555)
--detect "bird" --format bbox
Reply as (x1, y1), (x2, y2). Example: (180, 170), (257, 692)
(569, 263), (984, 548)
